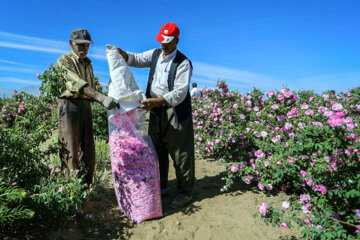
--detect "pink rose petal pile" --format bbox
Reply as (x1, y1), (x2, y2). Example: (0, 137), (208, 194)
(109, 109), (162, 223)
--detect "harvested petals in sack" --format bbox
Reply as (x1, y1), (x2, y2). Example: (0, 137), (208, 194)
(109, 109), (162, 223)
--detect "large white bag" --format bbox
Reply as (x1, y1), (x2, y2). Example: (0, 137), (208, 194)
(106, 44), (146, 116)
(106, 45), (162, 223)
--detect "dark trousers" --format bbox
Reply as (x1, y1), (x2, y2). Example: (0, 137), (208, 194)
(57, 98), (95, 185)
(148, 106), (195, 195)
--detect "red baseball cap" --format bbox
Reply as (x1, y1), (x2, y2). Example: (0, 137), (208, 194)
(156, 22), (180, 43)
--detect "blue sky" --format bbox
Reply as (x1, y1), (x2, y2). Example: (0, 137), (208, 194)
(0, 0), (359, 95)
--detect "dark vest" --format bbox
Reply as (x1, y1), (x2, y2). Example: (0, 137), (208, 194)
(146, 49), (192, 122)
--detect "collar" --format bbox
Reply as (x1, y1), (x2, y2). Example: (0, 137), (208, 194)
(69, 50), (91, 64)
(161, 48), (177, 62)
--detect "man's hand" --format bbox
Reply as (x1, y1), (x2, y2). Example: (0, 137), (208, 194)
(140, 97), (167, 111)
(100, 95), (119, 110)
(117, 48), (128, 62)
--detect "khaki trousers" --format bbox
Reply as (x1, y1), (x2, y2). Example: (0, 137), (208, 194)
(57, 98), (95, 185)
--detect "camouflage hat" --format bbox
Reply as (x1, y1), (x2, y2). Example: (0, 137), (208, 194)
(70, 28), (93, 44)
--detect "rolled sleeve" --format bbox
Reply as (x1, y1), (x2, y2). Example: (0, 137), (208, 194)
(73, 78), (88, 91)
(163, 59), (192, 107)
(126, 49), (155, 68)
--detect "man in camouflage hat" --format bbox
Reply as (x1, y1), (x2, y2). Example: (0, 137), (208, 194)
(56, 28), (118, 185)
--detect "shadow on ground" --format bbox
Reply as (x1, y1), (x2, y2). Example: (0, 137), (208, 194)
(158, 163), (300, 240)
(55, 158), (299, 240)
(50, 183), (134, 240)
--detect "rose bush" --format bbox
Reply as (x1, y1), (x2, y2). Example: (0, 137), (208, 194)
(192, 80), (360, 239)
(0, 65), (95, 237)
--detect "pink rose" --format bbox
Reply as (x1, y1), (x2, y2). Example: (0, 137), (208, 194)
(305, 109), (314, 116)
(300, 170), (307, 177)
(277, 94), (285, 102)
(322, 94), (329, 100)
(347, 123), (355, 131)
(314, 184), (327, 195)
(300, 103), (309, 109)
(284, 123), (292, 131)
(271, 104), (279, 110)
(282, 201), (290, 209)
(254, 150), (265, 159)
(267, 90), (275, 98)
(328, 116), (343, 127)
(290, 107), (298, 115)
(306, 178), (314, 187)
(304, 219), (312, 226)
(230, 165), (237, 173)
(335, 112), (344, 118)
(283, 91), (292, 98)
(332, 103), (343, 111)
(259, 202), (268, 215)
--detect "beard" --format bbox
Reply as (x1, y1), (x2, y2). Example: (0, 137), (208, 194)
(78, 51), (87, 58)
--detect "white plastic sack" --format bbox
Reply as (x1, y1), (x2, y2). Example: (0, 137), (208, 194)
(106, 44), (146, 116)
(106, 45), (162, 223)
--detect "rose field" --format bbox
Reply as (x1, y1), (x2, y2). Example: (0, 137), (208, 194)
(1, 66), (360, 240)
(192, 80), (360, 239)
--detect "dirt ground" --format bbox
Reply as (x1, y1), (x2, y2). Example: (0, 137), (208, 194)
(53, 158), (300, 240)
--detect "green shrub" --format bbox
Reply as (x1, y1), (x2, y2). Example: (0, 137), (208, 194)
(93, 138), (111, 185)
(0, 178), (35, 227)
(0, 64), (96, 235)
(193, 81), (360, 239)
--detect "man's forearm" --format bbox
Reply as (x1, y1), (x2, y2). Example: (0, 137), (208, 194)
(117, 48), (128, 62)
(140, 96), (168, 111)
(82, 86), (102, 102)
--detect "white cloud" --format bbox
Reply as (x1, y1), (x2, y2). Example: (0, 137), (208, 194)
(192, 77), (250, 90)
(0, 66), (39, 74)
(0, 31), (107, 60)
(0, 59), (36, 67)
(88, 53), (107, 60)
(0, 31), (67, 49)
(290, 72), (360, 93)
(0, 31), (303, 92)
(192, 61), (283, 91)
(93, 69), (109, 77)
(0, 41), (67, 54)
(0, 77), (41, 85)
(191, 77), (216, 85)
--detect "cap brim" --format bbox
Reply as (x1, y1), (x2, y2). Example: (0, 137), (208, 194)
(156, 33), (174, 43)
(156, 32), (164, 42)
(73, 40), (94, 44)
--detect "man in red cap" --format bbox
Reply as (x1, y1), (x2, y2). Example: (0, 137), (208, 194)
(118, 22), (195, 209)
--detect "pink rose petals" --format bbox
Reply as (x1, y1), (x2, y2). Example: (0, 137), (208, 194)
(108, 109), (162, 223)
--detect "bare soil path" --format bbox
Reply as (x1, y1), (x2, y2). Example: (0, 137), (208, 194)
(54, 158), (300, 240)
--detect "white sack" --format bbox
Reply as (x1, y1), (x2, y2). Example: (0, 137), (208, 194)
(106, 44), (146, 116)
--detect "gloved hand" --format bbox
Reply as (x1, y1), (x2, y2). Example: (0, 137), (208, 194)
(100, 95), (119, 110)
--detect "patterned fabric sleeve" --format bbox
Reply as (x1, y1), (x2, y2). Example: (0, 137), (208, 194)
(56, 55), (88, 95)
